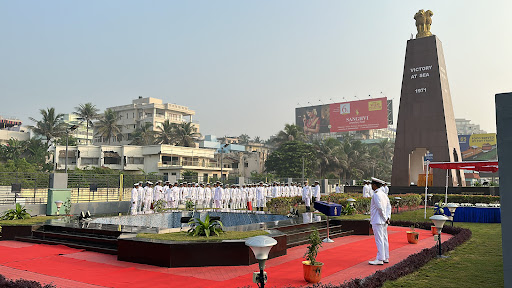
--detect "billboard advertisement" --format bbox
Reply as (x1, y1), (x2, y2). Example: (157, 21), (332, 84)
(295, 97), (388, 135)
(458, 133), (497, 161)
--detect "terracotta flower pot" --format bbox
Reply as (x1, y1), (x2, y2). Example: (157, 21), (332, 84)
(302, 260), (324, 283)
(431, 226), (438, 235)
(407, 231), (419, 244)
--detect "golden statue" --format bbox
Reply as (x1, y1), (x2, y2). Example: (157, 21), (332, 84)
(414, 9), (433, 38)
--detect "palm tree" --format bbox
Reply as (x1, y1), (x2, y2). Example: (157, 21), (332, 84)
(314, 138), (341, 177)
(131, 122), (155, 145)
(274, 124), (305, 146)
(376, 139), (394, 162)
(337, 137), (369, 180)
(174, 122), (201, 147)
(155, 120), (174, 145)
(75, 103), (99, 145)
(29, 108), (66, 146)
(0, 139), (26, 161)
(95, 109), (122, 144)
(238, 134), (250, 144)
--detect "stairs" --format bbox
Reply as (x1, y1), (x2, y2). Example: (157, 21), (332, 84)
(275, 220), (354, 248)
(15, 224), (121, 255)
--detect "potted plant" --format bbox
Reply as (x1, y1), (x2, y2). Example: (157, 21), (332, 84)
(406, 225), (419, 244)
(302, 229), (323, 283)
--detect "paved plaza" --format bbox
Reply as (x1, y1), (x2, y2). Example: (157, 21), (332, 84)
(0, 226), (450, 288)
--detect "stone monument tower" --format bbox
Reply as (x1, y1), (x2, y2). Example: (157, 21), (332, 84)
(391, 10), (465, 187)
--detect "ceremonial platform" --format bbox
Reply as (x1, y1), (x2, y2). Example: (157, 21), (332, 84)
(0, 226), (451, 288)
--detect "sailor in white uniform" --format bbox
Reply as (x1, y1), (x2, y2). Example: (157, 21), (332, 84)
(213, 182), (223, 209)
(130, 183), (139, 215)
(369, 177), (392, 265)
(312, 181), (321, 202)
(302, 181), (312, 212)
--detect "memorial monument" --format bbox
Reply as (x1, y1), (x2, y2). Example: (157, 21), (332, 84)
(391, 10), (465, 187)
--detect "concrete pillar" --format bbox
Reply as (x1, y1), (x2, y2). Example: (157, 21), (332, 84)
(321, 179), (329, 194)
(496, 92), (512, 287)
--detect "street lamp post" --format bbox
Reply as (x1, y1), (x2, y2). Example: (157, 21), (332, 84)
(65, 125), (79, 173)
(245, 235), (278, 288)
(446, 203), (459, 226)
(430, 214), (449, 258)
(220, 144), (229, 182)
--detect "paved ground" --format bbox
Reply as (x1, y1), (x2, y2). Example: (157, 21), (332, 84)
(0, 226), (451, 288)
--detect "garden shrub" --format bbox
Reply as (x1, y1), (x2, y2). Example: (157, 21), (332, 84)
(431, 194), (500, 204)
(0, 274), (56, 288)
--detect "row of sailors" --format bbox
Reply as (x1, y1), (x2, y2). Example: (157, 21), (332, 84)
(130, 180), (323, 214)
(362, 180), (390, 198)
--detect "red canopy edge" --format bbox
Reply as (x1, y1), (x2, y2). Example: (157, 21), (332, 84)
(428, 161), (499, 173)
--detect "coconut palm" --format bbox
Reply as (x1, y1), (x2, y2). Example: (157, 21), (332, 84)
(238, 134), (250, 144)
(29, 108), (66, 146)
(376, 138), (394, 162)
(0, 139), (26, 161)
(274, 124), (305, 146)
(155, 120), (174, 145)
(313, 138), (341, 178)
(75, 103), (99, 145)
(131, 122), (155, 145)
(95, 109), (122, 144)
(173, 122), (200, 147)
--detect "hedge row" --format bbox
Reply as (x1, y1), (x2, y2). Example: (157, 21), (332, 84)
(0, 275), (55, 288)
(431, 194), (500, 204)
(267, 193), (423, 215)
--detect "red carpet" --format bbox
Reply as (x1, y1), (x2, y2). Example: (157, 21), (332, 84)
(0, 245), (82, 264)
(209, 227), (433, 288)
(0, 227), (439, 288)
(5, 256), (203, 288)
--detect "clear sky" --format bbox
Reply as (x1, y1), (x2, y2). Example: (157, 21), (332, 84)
(1, 1), (510, 139)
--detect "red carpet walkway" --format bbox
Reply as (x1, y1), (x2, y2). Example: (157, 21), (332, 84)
(0, 226), (451, 288)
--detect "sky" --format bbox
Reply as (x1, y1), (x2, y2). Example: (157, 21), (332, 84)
(1, 1), (511, 139)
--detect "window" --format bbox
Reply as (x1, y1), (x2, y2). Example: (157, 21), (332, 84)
(126, 157), (144, 164)
(171, 172), (177, 176)
(103, 151), (121, 165)
(232, 163), (238, 169)
(244, 162), (249, 168)
(81, 158), (99, 166)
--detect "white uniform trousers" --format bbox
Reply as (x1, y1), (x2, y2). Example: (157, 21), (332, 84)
(130, 203), (138, 215)
(304, 197), (311, 208)
(372, 223), (389, 261)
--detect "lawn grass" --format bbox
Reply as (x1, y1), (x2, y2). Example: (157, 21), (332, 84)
(137, 230), (268, 242)
(0, 216), (60, 233)
(0, 216), (60, 227)
(335, 208), (504, 288)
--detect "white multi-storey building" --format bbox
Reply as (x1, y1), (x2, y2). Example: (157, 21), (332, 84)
(55, 144), (230, 182)
(62, 114), (95, 145)
(94, 96), (198, 145)
(455, 118), (487, 135)
(0, 116), (30, 145)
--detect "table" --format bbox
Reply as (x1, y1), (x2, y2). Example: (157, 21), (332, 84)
(443, 207), (501, 223)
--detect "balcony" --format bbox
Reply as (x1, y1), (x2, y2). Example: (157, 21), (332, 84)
(157, 161), (231, 172)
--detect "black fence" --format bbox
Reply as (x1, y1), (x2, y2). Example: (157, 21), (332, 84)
(0, 172), (50, 205)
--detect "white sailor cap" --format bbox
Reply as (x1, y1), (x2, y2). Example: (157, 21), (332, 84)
(371, 177), (386, 185)
(147, 181), (153, 185)
(133, 183), (139, 186)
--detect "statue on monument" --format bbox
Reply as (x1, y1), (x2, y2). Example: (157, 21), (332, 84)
(414, 9), (433, 38)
